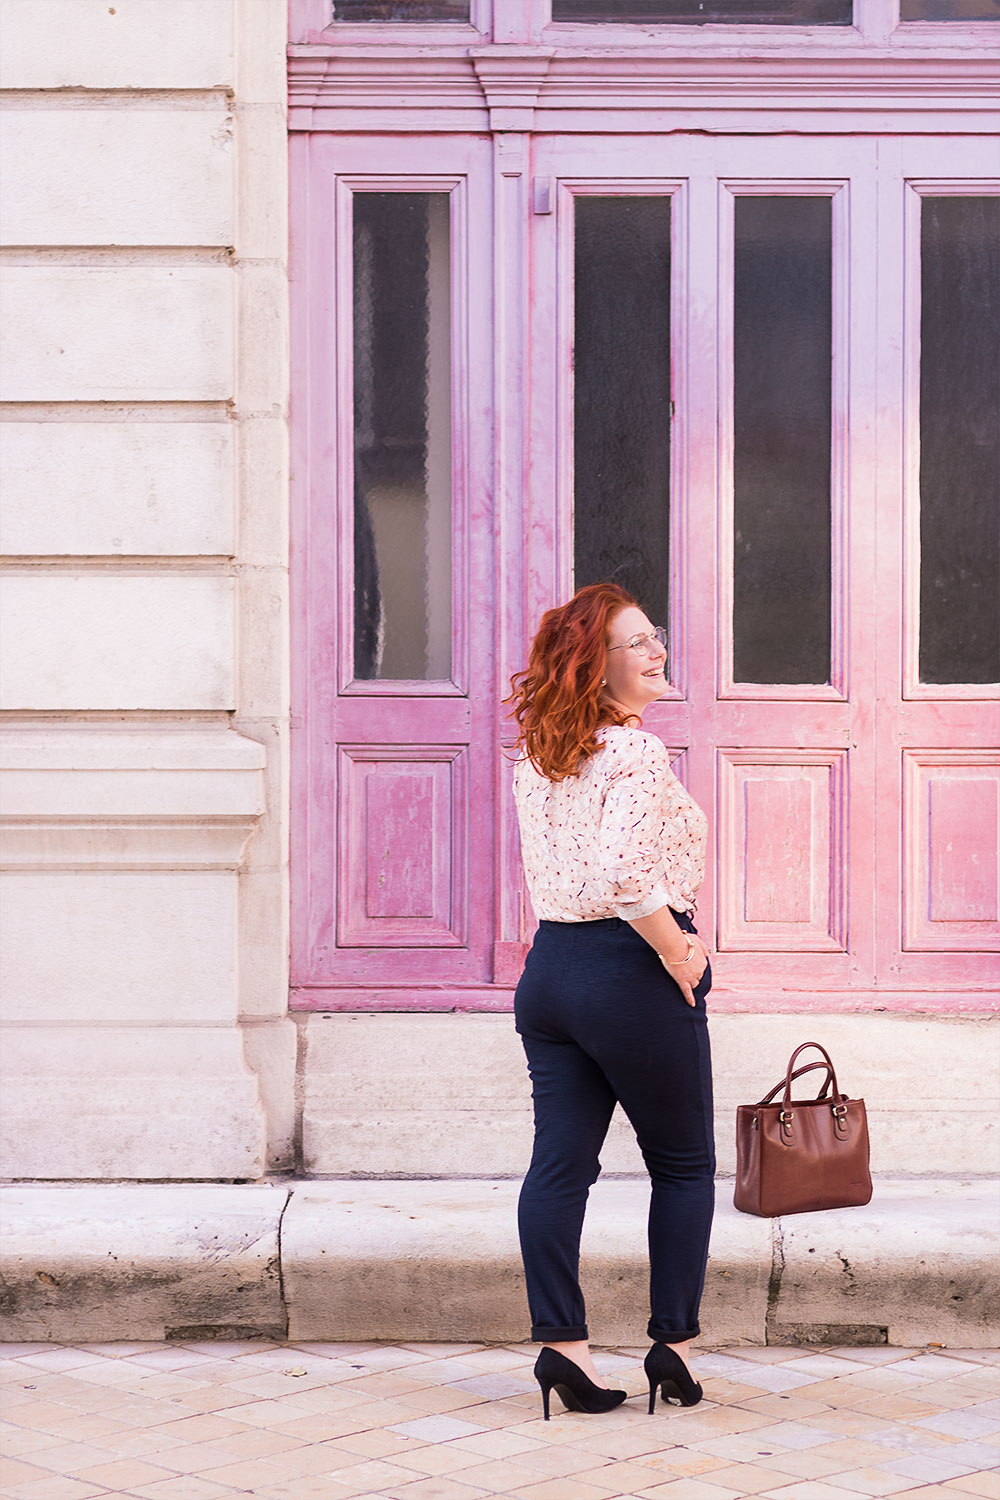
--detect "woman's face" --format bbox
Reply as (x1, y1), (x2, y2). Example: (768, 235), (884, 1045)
(602, 605), (668, 718)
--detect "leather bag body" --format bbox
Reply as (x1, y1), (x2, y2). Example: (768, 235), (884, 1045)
(734, 1041), (873, 1217)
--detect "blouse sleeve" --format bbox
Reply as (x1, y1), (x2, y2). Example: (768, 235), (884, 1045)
(597, 733), (674, 921)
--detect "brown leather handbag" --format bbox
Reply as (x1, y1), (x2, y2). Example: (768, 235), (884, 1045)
(734, 1041), (873, 1217)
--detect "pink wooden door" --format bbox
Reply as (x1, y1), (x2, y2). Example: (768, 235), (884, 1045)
(523, 133), (999, 1010)
(291, 133), (500, 1008)
(291, 124), (998, 1013)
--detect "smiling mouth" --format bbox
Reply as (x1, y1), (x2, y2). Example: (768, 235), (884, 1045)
(642, 666), (665, 678)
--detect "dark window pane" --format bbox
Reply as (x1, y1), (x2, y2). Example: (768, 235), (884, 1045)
(733, 197), (832, 685)
(919, 197), (1000, 685)
(574, 197), (671, 639)
(335, 0), (468, 17)
(553, 0), (850, 22)
(901, 0), (998, 18)
(353, 194), (452, 681)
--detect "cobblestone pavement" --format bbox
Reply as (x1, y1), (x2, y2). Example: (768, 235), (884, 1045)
(2, 1341), (998, 1500)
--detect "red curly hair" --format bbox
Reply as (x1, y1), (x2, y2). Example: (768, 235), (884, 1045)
(505, 582), (639, 782)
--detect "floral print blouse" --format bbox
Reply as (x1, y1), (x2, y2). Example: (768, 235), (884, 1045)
(512, 724), (708, 922)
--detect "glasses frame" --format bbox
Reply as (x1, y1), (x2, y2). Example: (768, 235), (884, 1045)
(606, 625), (668, 657)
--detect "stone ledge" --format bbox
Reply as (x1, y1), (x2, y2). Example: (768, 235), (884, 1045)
(2, 1178), (996, 1347)
(0, 727), (266, 868)
(0, 1184), (288, 1342)
(300, 1012), (1000, 1179)
(281, 1179), (772, 1349)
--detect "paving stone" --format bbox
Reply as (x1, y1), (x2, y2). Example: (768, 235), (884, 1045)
(757, 1484), (878, 1500)
(831, 1467), (930, 1495)
(880, 1451), (986, 1483)
(942, 1474), (1000, 1498)
(743, 1419), (845, 1449)
(449, 1374), (538, 1399)
(389, 1415), (491, 1442)
(916, 1410), (1000, 1440)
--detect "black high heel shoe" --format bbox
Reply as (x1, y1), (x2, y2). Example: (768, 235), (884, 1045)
(644, 1342), (703, 1413)
(533, 1348), (627, 1421)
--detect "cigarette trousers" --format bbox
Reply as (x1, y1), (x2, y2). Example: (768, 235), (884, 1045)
(514, 912), (715, 1345)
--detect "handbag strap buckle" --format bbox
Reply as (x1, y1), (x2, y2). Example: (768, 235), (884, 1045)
(782, 1042), (842, 1117)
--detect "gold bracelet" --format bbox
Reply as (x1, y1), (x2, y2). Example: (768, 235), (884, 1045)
(660, 938), (695, 968)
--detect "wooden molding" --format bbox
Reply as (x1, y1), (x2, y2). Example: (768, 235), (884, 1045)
(288, 44), (1000, 131)
(470, 48), (554, 131)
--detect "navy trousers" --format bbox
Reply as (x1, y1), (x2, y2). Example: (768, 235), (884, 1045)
(514, 912), (715, 1344)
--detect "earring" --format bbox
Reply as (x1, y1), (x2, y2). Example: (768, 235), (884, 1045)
(601, 679), (606, 686)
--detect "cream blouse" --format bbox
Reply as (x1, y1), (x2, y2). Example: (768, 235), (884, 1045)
(513, 724), (708, 923)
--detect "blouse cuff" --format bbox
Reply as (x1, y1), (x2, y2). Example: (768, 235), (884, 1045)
(612, 884), (673, 922)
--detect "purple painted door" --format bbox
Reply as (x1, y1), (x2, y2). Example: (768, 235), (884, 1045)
(291, 128), (999, 1012)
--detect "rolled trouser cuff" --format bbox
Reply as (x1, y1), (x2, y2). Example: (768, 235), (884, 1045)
(648, 1321), (700, 1343)
(532, 1324), (589, 1343)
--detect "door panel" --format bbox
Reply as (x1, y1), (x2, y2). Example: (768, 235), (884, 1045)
(718, 750), (847, 953)
(337, 745), (468, 948)
(903, 753), (1000, 952)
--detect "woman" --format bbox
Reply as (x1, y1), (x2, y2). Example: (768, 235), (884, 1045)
(507, 582), (714, 1419)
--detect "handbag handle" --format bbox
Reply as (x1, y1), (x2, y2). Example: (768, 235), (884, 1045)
(782, 1042), (843, 1115)
(755, 1060), (833, 1109)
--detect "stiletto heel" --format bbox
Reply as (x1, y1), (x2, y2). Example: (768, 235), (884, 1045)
(644, 1343), (703, 1412)
(533, 1348), (627, 1420)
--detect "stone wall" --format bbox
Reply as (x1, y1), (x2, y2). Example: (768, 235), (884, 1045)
(0, 0), (292, 1179)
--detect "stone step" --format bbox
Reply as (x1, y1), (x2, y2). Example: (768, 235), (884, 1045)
(298, 1013), (1000, 1179)
(2, 1178), (997, 1348)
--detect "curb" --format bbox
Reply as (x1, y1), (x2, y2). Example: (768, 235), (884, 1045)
(1, 1178), (997, 1347)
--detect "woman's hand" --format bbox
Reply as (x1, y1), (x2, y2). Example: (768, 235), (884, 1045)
(659, 936), (710, 1007)
(628, 906), (710, 1007)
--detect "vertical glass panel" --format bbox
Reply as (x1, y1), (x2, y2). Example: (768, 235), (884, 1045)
(553, 0), (851, 24)
(733, 196), (832, 685)
(574, 197), (671, 637)
(901, 0), (998, 19)
(335, 0), (469, 18)
(919, 197), (1000, 685)
(353, 193), (452, 681)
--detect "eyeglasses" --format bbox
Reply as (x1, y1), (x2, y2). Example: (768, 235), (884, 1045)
(607, 626), (667, 658)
